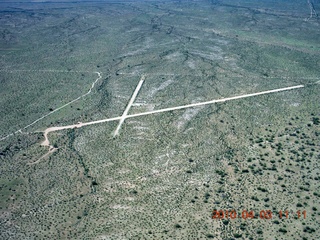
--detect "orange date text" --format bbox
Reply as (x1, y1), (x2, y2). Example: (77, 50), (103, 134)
(212, 210), (307, 220)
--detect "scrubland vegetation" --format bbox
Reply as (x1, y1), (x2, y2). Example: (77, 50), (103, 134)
(0, 0), (319, 239)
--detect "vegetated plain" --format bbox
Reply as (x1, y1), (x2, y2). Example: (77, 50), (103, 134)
(0, 0), (319, 239)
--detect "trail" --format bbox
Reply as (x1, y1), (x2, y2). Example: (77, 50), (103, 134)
(0, 69), (93, 73)
(0, 71), (102, 141)
(41, 84), (304, 147)
(117, 72), (320, 80)
(27, 146), (58, 165)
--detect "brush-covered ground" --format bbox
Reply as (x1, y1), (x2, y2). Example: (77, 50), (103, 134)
(0, 0), (319, 239)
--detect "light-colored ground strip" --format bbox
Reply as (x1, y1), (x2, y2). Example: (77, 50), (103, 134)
(41, 84), (304, 147)
(113, 75), (146, 137)
(117, 72), (320, 80)
(124, 85), (305, 119)
(27, 146), (58, 165)
(0, 69), (93, 73)
(41, 116), (123, 147)
(0, 71), (102, 141)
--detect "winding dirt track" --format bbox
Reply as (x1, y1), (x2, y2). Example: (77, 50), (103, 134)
(41, 84), (304, 147)
(0, 71), (102, 141)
